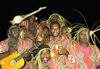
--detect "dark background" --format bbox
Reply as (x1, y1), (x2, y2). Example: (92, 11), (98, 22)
(0, 0), (100, 47)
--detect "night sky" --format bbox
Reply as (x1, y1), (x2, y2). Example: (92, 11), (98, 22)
(0, 0), (100, 47)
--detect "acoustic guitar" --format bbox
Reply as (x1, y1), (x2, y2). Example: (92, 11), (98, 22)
(0, 44), (40, 69)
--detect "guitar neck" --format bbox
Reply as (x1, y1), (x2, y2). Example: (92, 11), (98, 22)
(14, 44), (39, 62)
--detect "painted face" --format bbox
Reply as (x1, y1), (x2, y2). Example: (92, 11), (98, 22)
(79, 30), (89, 43)
(10, 27), (20, 38)
(40, 49), (50, 63)
(51, 24), (60, 37)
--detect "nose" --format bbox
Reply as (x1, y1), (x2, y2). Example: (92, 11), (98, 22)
(54, 29), (57, 32)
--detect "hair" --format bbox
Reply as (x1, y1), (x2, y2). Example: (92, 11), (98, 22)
(73, 28), (89, 42)
(38, 44), (50, 51)
(61, 26), (68, 30)
(48, 13), (71, 26)
(35, 44), (55, 69)
(40, 18), (47, 22)
(50, 21), (61, 29)
(61, 26), (69, 33)
(43, 26), (49, 31)
(19, 25), (26, 28)
(35, 44), (50, 68)
(7, 25), (20, 37)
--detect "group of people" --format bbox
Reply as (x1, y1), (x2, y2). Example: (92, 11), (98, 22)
(0, 10), (100, 69)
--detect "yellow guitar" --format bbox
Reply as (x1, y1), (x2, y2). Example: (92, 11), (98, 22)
(0, 44), (40, 69)
(0, 51), (24, 69)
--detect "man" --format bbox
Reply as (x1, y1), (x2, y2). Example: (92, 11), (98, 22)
(19, 15), (37, 31)
(47, 21), (70, 68)
(73, 28), (100, 69)
(0, 25), (33, 69)
(35, 44), (57, 69)
(36, 18), (47, 38)
(19, 25), (37, 69)
(43, 26), (50, 38)
(19, 26), (34, 41)
(39, 18), (47, 28)
(39, 26), (50, 45)
(61, 26), (72, 40)
(28, 15), (38, 37)
(35, 19), (48, 45)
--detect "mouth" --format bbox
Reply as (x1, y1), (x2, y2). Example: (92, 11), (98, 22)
(15, 33), (19, 36)
(42, 58), (49, 67)
(53, 32), (58, 36)
(81, 38), (88, 43)
(83, 38), (88, 41)
(43, 57), (48, 62)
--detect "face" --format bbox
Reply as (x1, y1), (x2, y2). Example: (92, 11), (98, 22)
(61, 27), (67, 34)
(10, 27), (20, 38)
(52, 15), (59, 21)
(43, 28), (49, 37)
(29, 16), (35, 24)
(37, 34), (43, 41)
(79, 30), (89, 43)
(40, 49), (50, 63)
(51, 24), (60, 37)
(40, 20), (46, 27)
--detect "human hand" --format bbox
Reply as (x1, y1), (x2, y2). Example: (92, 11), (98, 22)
(9, 46), (17, 54)
(58, 47), (69, 57)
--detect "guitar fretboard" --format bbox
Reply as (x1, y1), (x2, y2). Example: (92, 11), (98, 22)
(14, 44), (39, 62)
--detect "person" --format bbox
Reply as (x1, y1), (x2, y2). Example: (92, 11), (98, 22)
(28, 15), (37, 24)
(61, 26), (72, 40)
(19, 15), (38, 31)
(19, 18), (29, 30)
(39, 18), (48, 28)
(39, 26), (50, 45)
(19, 26), (35, 41)
(35, 19), (48, 45)
(28, 15), (38, 38)
(43, 26), (50, 38)
(0, 25), (33, 69)
(36, 18), (47, 38)
(73, 28), (100, 69)
(19, 25), (38, 69)
(47, 21), (71, 68)
(34, 44), (58, 69)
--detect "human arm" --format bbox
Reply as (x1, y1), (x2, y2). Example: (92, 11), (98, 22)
(0, 51), (10, 60)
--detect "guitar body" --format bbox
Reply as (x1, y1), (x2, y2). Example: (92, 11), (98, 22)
(0, 51), (24, 69)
